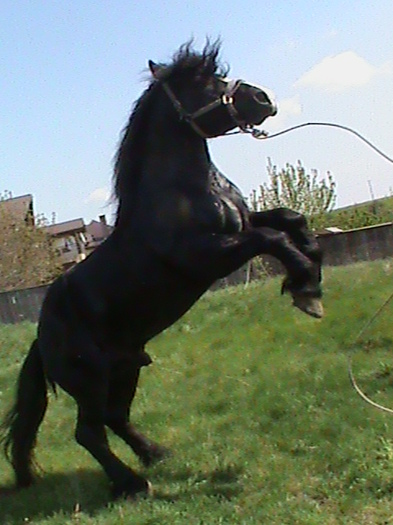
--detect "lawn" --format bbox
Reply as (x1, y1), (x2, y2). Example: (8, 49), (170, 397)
(1, 259), (393, 524)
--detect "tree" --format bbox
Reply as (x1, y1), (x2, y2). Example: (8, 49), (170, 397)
(250, 158), (337, 229)
(322, 195), (393, 230)
(0, 192), (61, 292)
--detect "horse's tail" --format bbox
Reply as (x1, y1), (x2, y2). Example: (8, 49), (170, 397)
(0, 339), (48, 488)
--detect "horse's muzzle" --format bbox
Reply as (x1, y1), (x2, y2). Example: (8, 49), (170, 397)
(253, 92), (277, 117)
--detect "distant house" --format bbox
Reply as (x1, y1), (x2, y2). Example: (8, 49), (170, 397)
(44, 218), (88, 270)
(1, 193), (112, 271)
(0, 194), (34, 225)
(85, 215), (113, 253)
(44, 215), (113, 270)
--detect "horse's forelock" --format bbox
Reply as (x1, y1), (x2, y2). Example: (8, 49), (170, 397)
(160, 39), (223, 80)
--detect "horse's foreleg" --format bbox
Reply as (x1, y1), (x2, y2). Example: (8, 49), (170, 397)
(249, 209), (323, 317)
(163, 228), (317, 287)
(105, 358), (170, 467)
(249, 208), (322, 265)
(158, 228), (322, 317)
(256, 227), (321, 294)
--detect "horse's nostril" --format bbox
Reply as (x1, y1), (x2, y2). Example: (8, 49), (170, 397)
(253, 91), (270, 104)
(253, 92), (278, 116)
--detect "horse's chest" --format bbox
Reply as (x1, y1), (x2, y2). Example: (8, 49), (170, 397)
(213, 195), (245, 233)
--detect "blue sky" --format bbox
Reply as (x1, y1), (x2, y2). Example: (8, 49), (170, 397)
(2, 1), (392, 223)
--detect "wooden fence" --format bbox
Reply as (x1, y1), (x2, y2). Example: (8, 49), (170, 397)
(1, 222), (392, 324)
(0, 284), (48, 324)
(317, 222), (393, 266)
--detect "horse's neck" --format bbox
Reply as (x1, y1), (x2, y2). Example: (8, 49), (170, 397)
(115, 119), (211, 228)
(142, 124), (211, 191)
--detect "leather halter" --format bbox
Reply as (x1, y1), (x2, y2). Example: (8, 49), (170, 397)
(159, 78), (250, 138)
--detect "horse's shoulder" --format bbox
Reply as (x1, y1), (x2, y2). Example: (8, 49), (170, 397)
(209, 163), (249, 210)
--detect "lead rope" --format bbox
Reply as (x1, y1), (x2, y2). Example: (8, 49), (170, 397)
(347, 290), (393, 413)
(245, 120), (393, 411)
(237, 121), (393, 166)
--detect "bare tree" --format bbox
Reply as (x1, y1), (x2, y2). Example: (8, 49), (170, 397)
(0, 193), (61, 292)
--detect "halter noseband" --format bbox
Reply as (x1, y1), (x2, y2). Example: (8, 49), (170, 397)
(159, 78), (250, 138)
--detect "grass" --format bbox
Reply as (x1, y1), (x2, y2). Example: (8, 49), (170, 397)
(1, 259), (393, 524)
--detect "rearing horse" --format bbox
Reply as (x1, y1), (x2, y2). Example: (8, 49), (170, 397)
(1, 42), (323, 499)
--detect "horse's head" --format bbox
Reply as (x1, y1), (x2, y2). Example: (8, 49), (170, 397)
(148, 41), (277, 139)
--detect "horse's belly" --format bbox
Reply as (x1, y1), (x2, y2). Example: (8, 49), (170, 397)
(123, 283), (207, 342)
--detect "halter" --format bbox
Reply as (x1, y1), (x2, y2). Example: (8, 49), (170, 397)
(159, 78), (251, 138)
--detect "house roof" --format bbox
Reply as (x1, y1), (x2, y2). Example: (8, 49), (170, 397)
(45, 218), (86, 236)
(86, 219), (113, 241)
(0, 194), (34, 222)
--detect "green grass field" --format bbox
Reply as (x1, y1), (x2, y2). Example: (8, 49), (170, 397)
(1, 260), (393, 524)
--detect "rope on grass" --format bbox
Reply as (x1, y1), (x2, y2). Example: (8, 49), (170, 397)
(348, 290), (393, 414)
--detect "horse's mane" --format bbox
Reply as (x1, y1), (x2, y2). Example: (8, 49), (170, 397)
(112, 40), (225, 222)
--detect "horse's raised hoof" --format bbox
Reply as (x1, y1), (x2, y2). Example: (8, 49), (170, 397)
(292, 295), (324, 319)
(112, 478), (153, 501)
(141, 445), (172, 468)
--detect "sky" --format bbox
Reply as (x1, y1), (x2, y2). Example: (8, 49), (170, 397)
(1, 1), (393, 224)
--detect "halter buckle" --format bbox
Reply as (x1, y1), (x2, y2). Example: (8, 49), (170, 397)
(222, 94), (234, 105)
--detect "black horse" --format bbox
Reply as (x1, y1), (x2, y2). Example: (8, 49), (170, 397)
(1, 42), (323, 499)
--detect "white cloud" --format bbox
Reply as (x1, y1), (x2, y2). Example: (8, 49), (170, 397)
(86, 187), (110, 204)
(294, 51), (392, 92)
(265, 95), (302, 130)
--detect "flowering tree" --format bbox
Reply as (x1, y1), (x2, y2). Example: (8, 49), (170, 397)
(250, 159), (336, 228)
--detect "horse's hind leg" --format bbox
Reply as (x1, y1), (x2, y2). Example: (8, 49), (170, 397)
(56, 353), (151, 499)
(75, 399), (151, 498)
(105, 358), (170, 467)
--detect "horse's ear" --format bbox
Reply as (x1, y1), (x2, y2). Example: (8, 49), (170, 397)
(148, 60), (165, 79)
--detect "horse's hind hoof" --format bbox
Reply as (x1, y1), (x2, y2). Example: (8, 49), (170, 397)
(112, 478), (153, 501)
(141, 445), (172, 468)
(292, 295), (324, 319)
